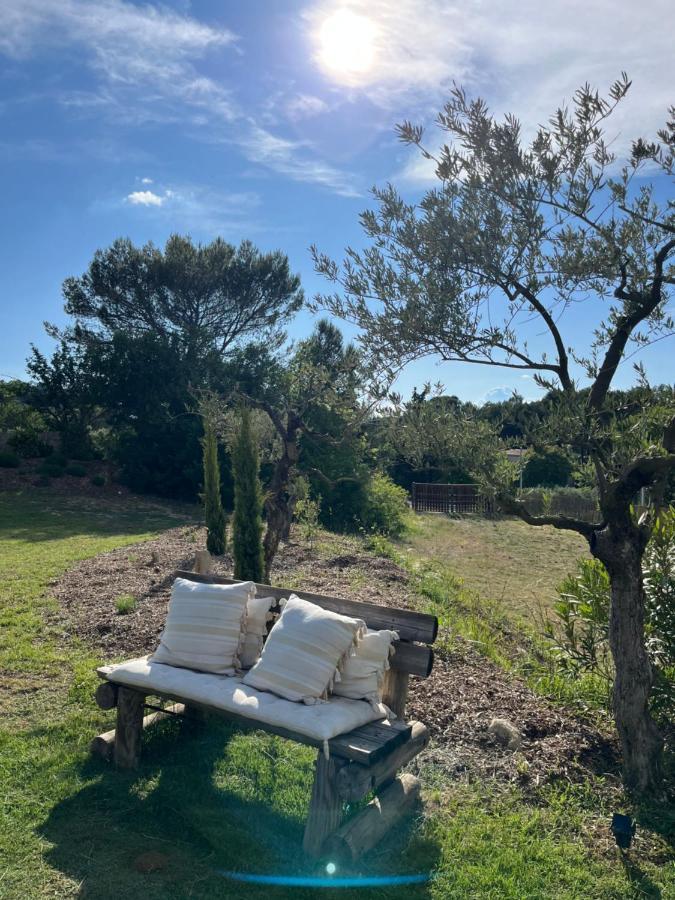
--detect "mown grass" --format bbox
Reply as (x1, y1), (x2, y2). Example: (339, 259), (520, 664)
(402, 513), (587, 622)
(1, 492), (673, 898)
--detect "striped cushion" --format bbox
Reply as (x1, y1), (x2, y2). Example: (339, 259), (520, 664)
(332, 628), (399, 705)
(242, 594), (366, 703)
(240, 595), (275, 669)
(152, 578), (254, 674)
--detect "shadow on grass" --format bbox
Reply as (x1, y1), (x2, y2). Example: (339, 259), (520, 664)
(0, 490), (194, 544)
(38, 717), (440, 900)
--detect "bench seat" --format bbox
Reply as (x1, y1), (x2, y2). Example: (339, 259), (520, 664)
(98, 656), (390, 754)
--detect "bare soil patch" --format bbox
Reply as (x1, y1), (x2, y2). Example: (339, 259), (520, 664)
(50, 524), (617, 788)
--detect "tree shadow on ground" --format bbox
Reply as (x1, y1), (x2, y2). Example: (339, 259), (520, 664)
(38, 717), (440, 900)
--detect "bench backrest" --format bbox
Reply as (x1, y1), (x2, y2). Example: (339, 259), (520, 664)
(174, 571), (437, 680)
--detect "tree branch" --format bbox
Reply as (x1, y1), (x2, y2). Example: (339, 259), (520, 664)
(496, 490), (599, 540)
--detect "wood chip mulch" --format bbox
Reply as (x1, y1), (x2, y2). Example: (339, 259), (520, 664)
(50, 524), (619, 789)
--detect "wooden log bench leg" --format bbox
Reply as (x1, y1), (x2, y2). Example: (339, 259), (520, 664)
(303, 753), (346, 858)
(91, 702), (186, 761)
(325, 773), (421, 862)
(114, 687), (146, 769)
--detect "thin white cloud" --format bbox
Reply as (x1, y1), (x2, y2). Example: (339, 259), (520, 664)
(237, 124), (361, 197)
(127, 189), (164, 207)
(285, 93), (329, 121)
(140, 177), (153, 185)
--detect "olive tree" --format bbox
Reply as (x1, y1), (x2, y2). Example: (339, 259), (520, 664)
(313, 75), (675, 794)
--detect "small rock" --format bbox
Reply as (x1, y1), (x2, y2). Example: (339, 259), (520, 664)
(133, 851), (169, 874)
(488, 717), (522, 750)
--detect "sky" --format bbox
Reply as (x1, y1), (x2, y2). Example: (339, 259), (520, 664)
(0, 0), (673, 404)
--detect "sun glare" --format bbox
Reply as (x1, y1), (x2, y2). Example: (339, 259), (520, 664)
(317, 8), (377, 80)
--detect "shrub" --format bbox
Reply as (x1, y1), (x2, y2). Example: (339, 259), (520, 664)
(65, 464), (87, 477)
(48, 453), (68, 469)
(546, 507), (675, 724)
(90, 474), (106, 487)
(115, 593), (137, 615)
(202, 421), (226, 556)
(8, 430), (53, 458)
(361, 472), (409, 537)
(295, 494), (321, 548)
(37, 462), (64, 478)
(232, 407), (264, 581)
(0, 450), (20, 468)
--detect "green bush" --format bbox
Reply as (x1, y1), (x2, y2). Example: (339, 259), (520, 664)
(37, 462), (64, 479)
(546, 507), (675, 724)
(231, 406), (264, 581)
(8, 430), (53, 458)
(361, 472), (409, 537)
(47, 453), (68, 469)
(90, 474), (106, 487)
(0, 450), (20, 468)
(65, 464), (87, 477)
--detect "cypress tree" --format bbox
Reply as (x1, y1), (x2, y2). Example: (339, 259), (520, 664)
(202, 420), (226, 556)
(232, 406), (264, 581)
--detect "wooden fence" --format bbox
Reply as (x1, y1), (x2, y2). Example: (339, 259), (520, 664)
(411, 483), (492, 515)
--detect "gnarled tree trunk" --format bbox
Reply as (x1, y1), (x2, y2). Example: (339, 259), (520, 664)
(592, 521), (663, 794)
(262, 421), (299, 581)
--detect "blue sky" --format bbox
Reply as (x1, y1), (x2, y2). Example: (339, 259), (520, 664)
(1, 0), (673, 403)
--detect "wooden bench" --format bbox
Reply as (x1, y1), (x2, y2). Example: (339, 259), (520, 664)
(92, 570), (438, 860)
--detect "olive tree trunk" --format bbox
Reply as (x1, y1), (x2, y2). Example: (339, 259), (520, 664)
(593, 522), (663, 794)
(262, 423), (299, 581)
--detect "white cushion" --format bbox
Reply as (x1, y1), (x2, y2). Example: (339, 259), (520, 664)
(332, 628), (399, 705)
(99, 657), (386, 743)
(151, 578), (253, 675)
(242, 594), (366, 704)
(240, 595), (275, 669)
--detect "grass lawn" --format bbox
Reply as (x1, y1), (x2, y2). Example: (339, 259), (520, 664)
(1, 492), (673, 898)
(402, 513), (588, 622)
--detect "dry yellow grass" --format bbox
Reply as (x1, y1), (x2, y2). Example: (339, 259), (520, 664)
(401, 513), (588, 622)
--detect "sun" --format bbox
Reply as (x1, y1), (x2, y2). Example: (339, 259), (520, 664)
(317, 8), (377, 80)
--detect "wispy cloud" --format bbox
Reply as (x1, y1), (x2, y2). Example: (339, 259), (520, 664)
(237, 124), (361, 197)
(285, 93), (329, 121)
(120, 181), (262, 235)
(305, 0), (674, 185)
(1, 0), (359, 196)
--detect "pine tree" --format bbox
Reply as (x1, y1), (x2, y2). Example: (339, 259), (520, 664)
(232, 406), (264, 581)
(202, 420), (226, 556)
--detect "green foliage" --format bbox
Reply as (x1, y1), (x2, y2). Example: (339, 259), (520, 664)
(0, 380), (49, 458)
(27, 339), (99, 458)
(294, 493), (321, 548)
(231, 407), (264, 581)
(65, 464), (87, 477)
(361, 472), (409, 536)
(63, 234), (303, 352)
(522, 447), (573, 487)
(546, 509), (675, 724)
(115, 593), (137, 615)
(0, 450), (20, 468)
(90, 474), (106, 487)
(202, 421), (226, 557)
